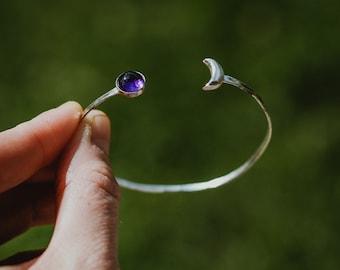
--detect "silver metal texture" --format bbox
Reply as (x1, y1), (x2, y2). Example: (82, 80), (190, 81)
(81, 71), (145, 119)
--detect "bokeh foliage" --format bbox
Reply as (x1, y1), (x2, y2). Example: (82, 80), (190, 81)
(1, 0), (340, 269)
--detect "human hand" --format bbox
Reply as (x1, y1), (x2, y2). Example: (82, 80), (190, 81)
(0, 102), (120, 269)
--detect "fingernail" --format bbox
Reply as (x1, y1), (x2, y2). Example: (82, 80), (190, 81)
(57, 101), (83, 119)
(88, 111), (111, 155)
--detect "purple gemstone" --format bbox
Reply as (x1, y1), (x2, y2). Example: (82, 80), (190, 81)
(117, 71), (145, 93)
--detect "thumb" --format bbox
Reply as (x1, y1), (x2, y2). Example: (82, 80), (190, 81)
(36, 110), (120, 269)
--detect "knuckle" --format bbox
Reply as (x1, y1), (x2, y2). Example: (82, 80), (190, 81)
(86, 159), (120, 203)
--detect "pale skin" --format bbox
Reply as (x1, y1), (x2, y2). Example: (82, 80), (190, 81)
(0, 102), (120, 269)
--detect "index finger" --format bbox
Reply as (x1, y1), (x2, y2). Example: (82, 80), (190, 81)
(0, 102), (82, 192)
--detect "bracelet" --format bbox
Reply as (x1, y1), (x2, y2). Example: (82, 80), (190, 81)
(81, 58), (272, 193)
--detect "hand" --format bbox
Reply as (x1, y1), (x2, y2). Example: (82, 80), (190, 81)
(0, 102), (120, 269)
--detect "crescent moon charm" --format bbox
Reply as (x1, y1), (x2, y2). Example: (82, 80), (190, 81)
(202, 58), (224, 90)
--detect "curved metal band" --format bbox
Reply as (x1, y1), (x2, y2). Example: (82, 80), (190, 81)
(82, 87), (119, 119)
(82, 58), (272, 193)
(117, 59), (272, 192)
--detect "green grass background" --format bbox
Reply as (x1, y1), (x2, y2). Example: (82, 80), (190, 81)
(1, 0), (340, 269)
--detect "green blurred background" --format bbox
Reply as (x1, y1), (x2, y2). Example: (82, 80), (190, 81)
(1, 0), (339, 269)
